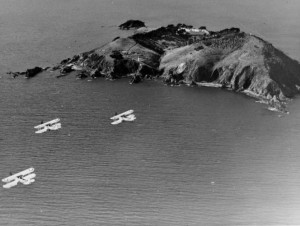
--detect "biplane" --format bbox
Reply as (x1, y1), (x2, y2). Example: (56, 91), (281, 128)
(110, 110), (136, 125)
(2, 168), (36, 189)
(34, 118), (61, 134)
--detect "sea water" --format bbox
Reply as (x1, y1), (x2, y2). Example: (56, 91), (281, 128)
(0, 1), (300, 225)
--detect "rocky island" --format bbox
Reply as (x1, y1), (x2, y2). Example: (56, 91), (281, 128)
(9, 20), (300, 113)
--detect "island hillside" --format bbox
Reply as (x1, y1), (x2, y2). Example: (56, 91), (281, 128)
(9, 21), (300, 113)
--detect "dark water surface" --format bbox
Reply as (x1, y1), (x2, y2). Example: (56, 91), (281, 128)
(0, 1), (300, 225)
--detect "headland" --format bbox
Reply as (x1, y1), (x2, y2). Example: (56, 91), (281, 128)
(8, 20), (300, 113)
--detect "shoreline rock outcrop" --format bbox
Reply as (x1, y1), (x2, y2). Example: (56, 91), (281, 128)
(8, 20), (300, 113)
(119, 20), (146, 30)
(7, 66), (49, 78)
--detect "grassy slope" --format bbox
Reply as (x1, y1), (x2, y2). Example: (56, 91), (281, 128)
(160, 33), (300, 100)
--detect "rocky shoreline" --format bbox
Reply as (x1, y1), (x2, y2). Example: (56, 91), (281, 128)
(8, 20), (300, 113)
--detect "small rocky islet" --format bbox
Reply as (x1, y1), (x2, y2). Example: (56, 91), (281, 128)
(8, 20), (300, 113)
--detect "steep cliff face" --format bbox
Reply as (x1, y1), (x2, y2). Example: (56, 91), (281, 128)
(160, 32), (300, 101)
(9, 21), (300, 112)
